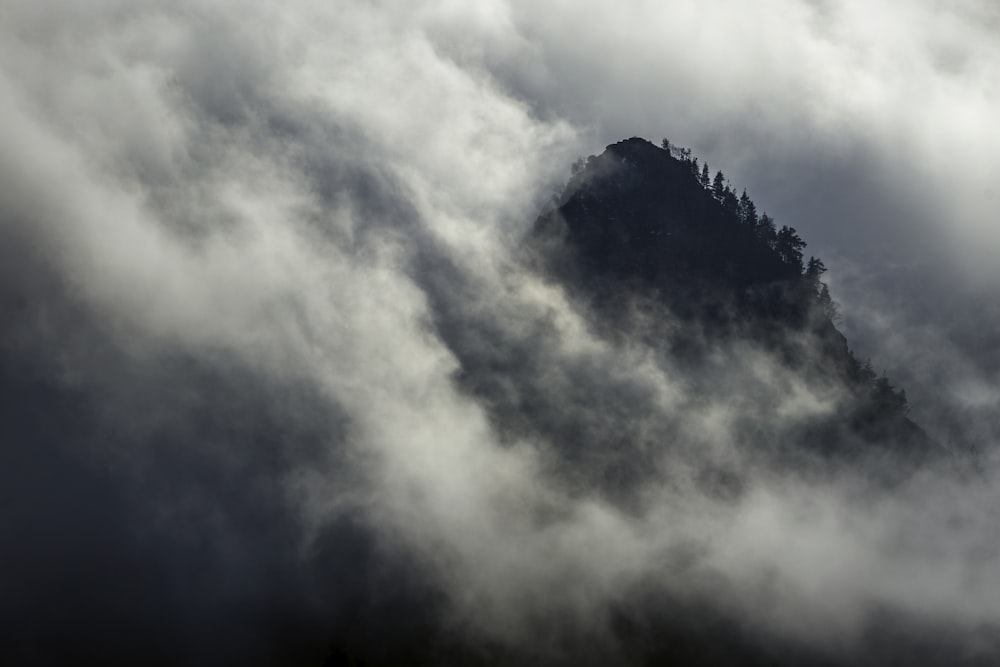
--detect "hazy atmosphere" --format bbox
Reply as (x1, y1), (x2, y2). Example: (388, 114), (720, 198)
(1, 1), (999, 664)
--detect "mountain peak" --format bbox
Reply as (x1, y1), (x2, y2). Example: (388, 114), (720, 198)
(530, 136), (936, 462)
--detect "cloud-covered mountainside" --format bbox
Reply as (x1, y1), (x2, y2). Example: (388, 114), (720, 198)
(2, 2), (1000, 666)
(524, 137), (932, 478)
(3, 123), (997, 663)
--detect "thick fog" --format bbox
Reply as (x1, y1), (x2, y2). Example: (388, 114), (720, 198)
(1, 1), (998, 664)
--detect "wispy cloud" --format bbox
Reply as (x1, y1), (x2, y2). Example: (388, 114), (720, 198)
(1, 1), (998, 664)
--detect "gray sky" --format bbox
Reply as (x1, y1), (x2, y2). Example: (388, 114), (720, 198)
(1, 0), (999, 663)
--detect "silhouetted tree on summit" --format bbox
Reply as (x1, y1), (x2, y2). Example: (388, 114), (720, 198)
(804, 256), (827, 295)
(819, 283), (839, 322)
(738, 189), (758, 227)
(859, 359), (877, 384)
(805, 257), (840, 321)
(700, 162), (711, 189)
(805, 256), (826, 282)
(712, 171), (726, 201)
(873, 374), (909, 416)
(776, 225), (805, 271)
(721, 185), (739, 216)
(756, 213), (778, 247)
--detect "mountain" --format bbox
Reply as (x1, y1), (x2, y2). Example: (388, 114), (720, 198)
(528, 137), (937, 469)
(0, 133), (966, 667)
(313, 136), (953, 665)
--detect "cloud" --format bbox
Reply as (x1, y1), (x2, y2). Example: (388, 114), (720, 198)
(422, 0), (1000, 299)
(1, 0), (999, 664)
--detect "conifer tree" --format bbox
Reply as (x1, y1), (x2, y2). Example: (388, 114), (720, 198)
(873, 374), (909, 415)
(738, 189), (758, 226)
(860, 359), (877, 384)
(819, 283), (840, 322)
(712, 171), (726, 200)
(700, 162), (711, 188)
(776, 225), (806, 271)
(756, 213), (778, 247)
(722, 185), (739, 216)
(805, 256), (827, 287)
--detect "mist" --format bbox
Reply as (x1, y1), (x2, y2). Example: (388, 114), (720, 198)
(1, 1), (999, 664)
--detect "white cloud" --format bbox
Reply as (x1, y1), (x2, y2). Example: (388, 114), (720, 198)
(2, 0), (999, 661)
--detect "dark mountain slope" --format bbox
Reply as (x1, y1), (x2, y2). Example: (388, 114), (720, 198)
(529, 137), (936, 463)
(536, 138), (797, 297)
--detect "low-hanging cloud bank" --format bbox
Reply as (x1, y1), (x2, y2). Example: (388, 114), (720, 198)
(1, 0), (999, 664)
